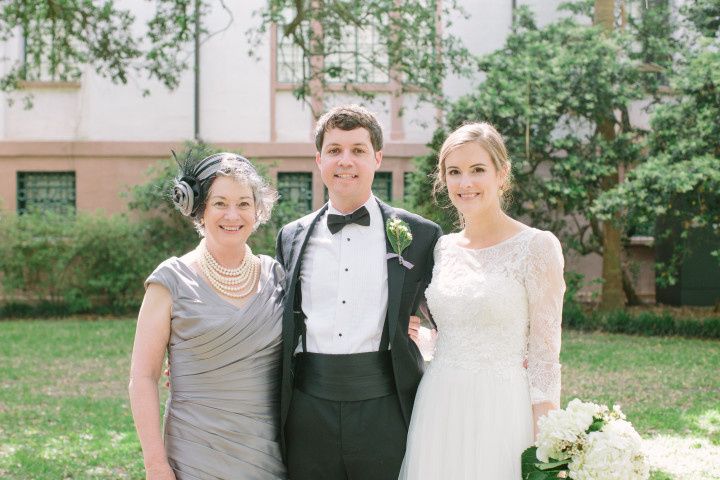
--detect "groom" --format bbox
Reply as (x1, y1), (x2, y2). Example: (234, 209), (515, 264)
(275, 104), (442, 479)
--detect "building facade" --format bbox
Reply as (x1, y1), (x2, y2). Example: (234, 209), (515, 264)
(1, 0), (659, 301)
(0, 0), (567, 214)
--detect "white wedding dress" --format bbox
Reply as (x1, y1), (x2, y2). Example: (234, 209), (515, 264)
(399, 228), (565, 480)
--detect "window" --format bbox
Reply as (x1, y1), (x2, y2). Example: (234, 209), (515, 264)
(17, 172), (76, 214)
(372, 172), (392, 202)
(277, 172), (313, 214)
(20, 31), (81, 83)
(276, 21), (389, 84)
(325, 24), (389, 84)
(276, 25), (309, 84)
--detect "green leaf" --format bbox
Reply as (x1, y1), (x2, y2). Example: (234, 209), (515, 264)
(538, 460), (570, 470)
(588, 419), (605, 432)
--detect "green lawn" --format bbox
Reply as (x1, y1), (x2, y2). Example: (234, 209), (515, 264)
(0, 320), (718, 479)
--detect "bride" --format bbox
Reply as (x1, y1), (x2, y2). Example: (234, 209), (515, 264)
(399, 122), (565, 479)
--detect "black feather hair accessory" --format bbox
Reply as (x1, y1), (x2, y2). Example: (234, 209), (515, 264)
(171, 149), (225, 217)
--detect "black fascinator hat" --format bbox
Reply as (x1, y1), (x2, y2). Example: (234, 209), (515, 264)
(171, 150), (250, 218)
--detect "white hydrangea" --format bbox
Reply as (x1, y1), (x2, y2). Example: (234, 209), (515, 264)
(536, 399), (603, 462)
(568, 419), (649, 480)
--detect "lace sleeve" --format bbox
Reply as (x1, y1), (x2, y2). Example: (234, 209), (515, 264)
(525, 231), (565, 407)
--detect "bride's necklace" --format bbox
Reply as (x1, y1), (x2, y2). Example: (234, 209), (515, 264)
(198, 240), (260, 298)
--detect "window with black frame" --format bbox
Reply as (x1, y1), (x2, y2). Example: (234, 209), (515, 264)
(372, 172), (392, 203)
(277, 172), (313, 214)
(17, 172), (77, 214)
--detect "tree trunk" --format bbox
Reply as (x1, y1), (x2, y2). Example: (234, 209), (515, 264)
(594, 0), (626, 311)
(600, 217), (626, 310)
(622, 265), (643, 306)
(594, 0), (615, 32)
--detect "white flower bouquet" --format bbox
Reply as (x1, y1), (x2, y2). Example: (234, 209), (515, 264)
(522, 399), (649, 480)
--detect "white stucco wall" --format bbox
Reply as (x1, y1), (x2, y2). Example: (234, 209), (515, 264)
(0, 1), (573, 143)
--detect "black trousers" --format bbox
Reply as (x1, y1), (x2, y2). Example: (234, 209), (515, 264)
(285, 388), (407, 480)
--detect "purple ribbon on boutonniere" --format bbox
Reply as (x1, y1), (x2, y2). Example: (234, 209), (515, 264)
(385, 252), (414, 269)
(386, 217), (414, 270)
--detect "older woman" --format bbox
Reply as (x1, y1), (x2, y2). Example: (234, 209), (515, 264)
(129, 153), (286, 480)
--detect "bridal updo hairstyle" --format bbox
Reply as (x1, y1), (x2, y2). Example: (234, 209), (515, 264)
(171, 152), (277, 234)
(434, 122), (513, 207)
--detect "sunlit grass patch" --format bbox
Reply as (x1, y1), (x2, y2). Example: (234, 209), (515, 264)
(0, 319), (146, 479)
(0, 319), (717, 479)
(643, 434), (720, 480)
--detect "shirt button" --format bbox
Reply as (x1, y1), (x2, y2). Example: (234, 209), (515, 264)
(338, 333), (343, 337)
(346, 238), (350, 242)
(342, 300), (346, 304)
(345, 268), (349, 272)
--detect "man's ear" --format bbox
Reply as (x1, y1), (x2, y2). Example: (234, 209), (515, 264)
(374, 150), (383, 170)
(315, 151), (322, 168)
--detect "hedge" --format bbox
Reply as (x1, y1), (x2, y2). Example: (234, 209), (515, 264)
(563, 307), (720, 340)
(0, 200), (304, 318)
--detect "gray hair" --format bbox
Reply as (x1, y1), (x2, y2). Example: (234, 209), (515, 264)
(171, 152), (277, 233)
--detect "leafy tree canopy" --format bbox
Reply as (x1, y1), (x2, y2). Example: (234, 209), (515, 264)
(0, 0), (203, 95)
(408, 2), (663, 252)
(248, 0), (475, 116)
(595, 2), (720, 286)
(2, 0), (474, 115)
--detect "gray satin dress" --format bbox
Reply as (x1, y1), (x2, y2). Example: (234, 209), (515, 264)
(145, 255), (287, 480)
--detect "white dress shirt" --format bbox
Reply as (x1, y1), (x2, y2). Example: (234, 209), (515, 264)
(296, 196), (389, 354)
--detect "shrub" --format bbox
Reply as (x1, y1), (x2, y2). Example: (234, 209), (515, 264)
(563, 307), (720, 340)
(562, 271), (587, 327)
(0, 212), (196, 316)
(0, 141), (311, 317)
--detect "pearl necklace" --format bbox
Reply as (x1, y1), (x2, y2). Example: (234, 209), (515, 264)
(198, 240), (260, 299)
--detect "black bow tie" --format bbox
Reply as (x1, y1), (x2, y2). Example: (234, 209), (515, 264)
(326, 206), (371, 234)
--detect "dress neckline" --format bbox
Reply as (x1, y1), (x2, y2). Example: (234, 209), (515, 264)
(450, 228), (534, 252)
(172, 255), (269, 311)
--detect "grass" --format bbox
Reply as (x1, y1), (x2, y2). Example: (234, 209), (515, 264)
(561, 330), (720, 444)
(561, 330), (720, 480)
(0, 319), (146, 479)
(0, 320), (718, 479)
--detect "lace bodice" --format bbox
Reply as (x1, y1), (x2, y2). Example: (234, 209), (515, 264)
(425, 228), (565, 406)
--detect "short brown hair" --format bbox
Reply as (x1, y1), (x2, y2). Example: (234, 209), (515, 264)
(314, 104), (384, 152)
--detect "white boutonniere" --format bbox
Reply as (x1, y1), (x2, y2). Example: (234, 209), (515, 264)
(385, 217), (414, 269)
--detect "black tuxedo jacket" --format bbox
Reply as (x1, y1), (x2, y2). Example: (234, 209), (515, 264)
(275, 198), (442, 454)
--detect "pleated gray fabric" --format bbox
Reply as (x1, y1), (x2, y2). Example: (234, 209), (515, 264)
(146, 255), (287, 480)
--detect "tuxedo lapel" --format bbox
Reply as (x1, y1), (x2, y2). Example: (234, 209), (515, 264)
(283, 204), (329, 351)
(378, 200), (406, 343)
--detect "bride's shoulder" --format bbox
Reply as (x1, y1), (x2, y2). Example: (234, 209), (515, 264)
(435, 232), (460, 250)
(524, 228), (563, 263)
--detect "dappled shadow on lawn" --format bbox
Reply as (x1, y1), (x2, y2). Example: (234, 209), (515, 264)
(562, 330), (720, 480)
(0, 319), (146, 479)
(1, 320), (718, 479)
(644, 432), (720, 480)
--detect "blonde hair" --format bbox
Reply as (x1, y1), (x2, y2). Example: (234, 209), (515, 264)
(433, 122), (513, 204)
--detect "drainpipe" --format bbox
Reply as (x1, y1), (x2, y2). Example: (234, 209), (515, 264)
(194, 0), (201, 142)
